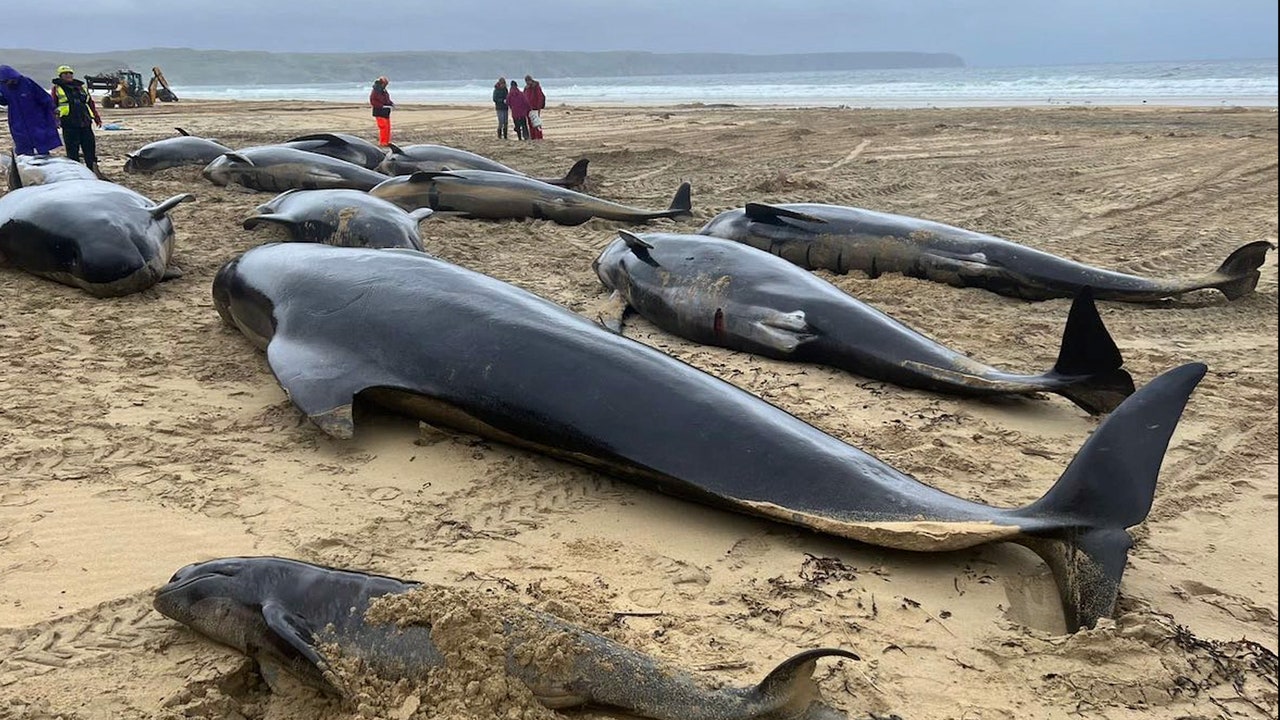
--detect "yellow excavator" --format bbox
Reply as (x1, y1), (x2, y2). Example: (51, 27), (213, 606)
(84, 66), (179, 109)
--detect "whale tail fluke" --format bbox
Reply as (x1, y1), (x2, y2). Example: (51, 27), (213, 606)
(1048, 288), (1135, 414)
(1210, 240), (1273, 300)
(664, 181), (693, 218)
(746, 648), (860, 720)
(1018, 362), (1206, 631)
(546, 158), (589, 189)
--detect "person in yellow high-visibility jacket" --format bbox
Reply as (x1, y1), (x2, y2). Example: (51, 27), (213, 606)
(49, 65), (102, 172)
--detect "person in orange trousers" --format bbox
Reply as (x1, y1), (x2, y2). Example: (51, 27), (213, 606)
(370, 76), (394, 146)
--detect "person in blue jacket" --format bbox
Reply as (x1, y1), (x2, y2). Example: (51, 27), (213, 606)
(0, 65), (62, 156)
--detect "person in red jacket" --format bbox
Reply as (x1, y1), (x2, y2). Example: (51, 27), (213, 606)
(506, 80), (530, 141)
(524, 74), (546, 140)
(370, 76), (394, 146)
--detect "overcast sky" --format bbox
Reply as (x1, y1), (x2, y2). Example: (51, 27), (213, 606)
(5, 0), (1277, 68)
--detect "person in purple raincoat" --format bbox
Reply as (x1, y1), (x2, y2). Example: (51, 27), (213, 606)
(0, 65), (62, 156)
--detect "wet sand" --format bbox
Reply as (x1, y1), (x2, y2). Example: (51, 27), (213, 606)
(0, 100), (1276, 719)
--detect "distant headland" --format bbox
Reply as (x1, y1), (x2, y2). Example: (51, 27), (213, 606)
(0, 47), (964, 85)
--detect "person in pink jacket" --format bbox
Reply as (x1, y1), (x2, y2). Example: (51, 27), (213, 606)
(524, 75), (546, 140)
(506, 80), (530, 141)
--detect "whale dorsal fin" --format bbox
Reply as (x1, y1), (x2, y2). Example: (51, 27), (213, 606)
(175, 127), (190, 136)
(744, 203), (828, 225)
(387, 142), (405, 154)
(617, 230), (654, 251)
(288, 133), (347, 146)
(224, 151), (255, 166)
(408, 171), (461, 183)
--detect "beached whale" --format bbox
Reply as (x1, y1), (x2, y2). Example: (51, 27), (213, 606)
(202, 146), (390, 193)
(243, 189), (433, 250)
(123, 128), (232, 174)
(0, 180), (193, 296)
(699, 203), (1274, 302)
(7, 152), (98, 189)
(154, 556), (857, 719)
(594, 231), (1134, 414)
(281, 132), (387, 170)
(213, 242), (1207, 631)
(378, 142), (589, 188)
(370, 170), (691, 225)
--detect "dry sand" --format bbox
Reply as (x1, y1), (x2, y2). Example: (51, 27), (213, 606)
(0, 99), (1276, 719)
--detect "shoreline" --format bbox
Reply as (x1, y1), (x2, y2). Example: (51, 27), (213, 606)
(172, 94), (1280, 110)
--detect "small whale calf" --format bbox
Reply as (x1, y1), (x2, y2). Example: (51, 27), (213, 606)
(124, 128), (232, 174)
(154, 556), (859, 719)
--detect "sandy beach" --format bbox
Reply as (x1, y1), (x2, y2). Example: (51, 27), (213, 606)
(0, 100), (1276, 719)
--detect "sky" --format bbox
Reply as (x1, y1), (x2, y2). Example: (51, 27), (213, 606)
(5, 0), (1277, 68)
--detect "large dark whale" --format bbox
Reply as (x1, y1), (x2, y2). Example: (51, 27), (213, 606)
(212, 243), (1207, 631)
(699, 203), (1274, 302)
(202, 146), (390, 193)
(154, 556), (856, 719)
(594, 231), (1134, 414)
(243, 189), (433, 250)
(0, 180), (193, 296)
(378, 142), (589, 188)
(281, 132), (387, 170)
(123, 128), (231, 174)
(370, 170), (691, 225)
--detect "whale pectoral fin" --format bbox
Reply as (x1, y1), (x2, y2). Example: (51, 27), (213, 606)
(728, 308), (815, 354)
(306, 169), (347, 185)
(265, 335), (384, 439)
(243, 213), (288, 231)
(594, 291), (632, 334)
(261, 601), (325, 669)
(161, 265), (184, 282)
(149, 193), (196, 219)
(526, 685), (588, 710)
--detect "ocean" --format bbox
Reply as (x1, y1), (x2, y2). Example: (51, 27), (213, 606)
(177, 59), (1278, 108)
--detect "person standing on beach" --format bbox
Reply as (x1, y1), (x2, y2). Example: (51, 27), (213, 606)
(0, 65), (62, 156)
(506, 80), (530, 141)
(493, 77), (509, 139)
(524, 75), (546, 140)
(370, 76), (394, 146)
(50, 65), (103, 172)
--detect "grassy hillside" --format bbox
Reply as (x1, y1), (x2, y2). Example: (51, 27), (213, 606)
(0, 47), (963, 86)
